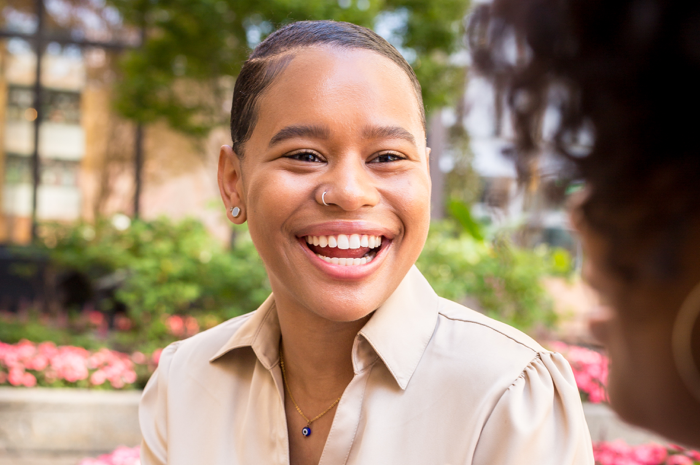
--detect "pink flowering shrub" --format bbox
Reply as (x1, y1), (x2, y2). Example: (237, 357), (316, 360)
(0, 340), (158, 389)
(594, 440), (700, 465)
(0, 337), (613, 402)
(551, 341), (609, 403)
(164, 314), (199, 338)
(80, 441), (700, 465)
(79, 446), (141, 465)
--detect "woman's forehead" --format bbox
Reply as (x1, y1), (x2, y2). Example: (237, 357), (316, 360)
(269, 45), (413, 86)
(251, 47), (425, 143)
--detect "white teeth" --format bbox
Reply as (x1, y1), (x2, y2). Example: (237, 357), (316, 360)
(337, 234), (349, 249)
(306, 234), (383, 249)
(316, 253), (373, 266)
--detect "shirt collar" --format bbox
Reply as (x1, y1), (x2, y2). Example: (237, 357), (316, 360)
(209, 294), (281, 369)
(210, 266), (439, 390)
(357, 266), (439, 389)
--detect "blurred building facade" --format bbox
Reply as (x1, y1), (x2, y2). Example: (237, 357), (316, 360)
(1, 39), (86, 240)
(0, 1), (231, 244)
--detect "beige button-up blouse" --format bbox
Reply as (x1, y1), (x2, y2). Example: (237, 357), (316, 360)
(140, 266), (594, 464)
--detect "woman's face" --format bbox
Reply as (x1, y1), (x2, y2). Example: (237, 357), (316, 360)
(219, 46), (430, 323)
(578, 214), (700, 447)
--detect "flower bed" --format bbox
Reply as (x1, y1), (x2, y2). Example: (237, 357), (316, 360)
(1, 339), (606, 402)
(594, 441), (700, 465)
(550, 341), (609, 403)
(0, 340), (159, 389)
(79, 446), (141, 465)
(79, 442), (700, 465)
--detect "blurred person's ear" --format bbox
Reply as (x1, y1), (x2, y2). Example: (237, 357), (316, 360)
(218, 145), (247, 224)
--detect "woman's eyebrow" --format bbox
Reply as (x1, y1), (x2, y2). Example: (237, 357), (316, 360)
(362, 125), (416, 147)
(269, 125), (331, 146)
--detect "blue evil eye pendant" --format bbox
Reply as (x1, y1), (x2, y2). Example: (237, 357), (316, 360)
(302, 426), (312, 437)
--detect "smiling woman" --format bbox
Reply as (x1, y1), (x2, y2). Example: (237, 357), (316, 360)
(138, 21), (594, 465)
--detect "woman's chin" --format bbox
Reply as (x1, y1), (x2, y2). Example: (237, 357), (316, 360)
(298, 287), (385, 323)
(315, 307), (376, 323)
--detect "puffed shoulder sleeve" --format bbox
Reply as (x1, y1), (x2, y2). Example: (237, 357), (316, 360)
(139, 342), (180, 465)
(473, 351), (594, 465)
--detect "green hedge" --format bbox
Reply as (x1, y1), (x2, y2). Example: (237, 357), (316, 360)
(8, 216), (569, 352)
(37, 217), (270, 353)
(416, 221), (568, 332)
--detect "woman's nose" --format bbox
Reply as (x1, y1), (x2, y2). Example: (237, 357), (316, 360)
(324, 158), (380, 211)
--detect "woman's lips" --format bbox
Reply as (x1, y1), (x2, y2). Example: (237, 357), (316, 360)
(295, 223), (394, 274)
(297, 233), (390, 274)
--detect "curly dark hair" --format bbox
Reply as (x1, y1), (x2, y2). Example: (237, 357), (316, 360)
(467, 0), (700, 281)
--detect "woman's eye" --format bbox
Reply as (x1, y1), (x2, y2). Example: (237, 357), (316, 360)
(370, 153), (405, 163)
(286, 152), (323, 163)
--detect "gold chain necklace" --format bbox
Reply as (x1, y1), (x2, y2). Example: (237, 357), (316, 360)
(279, 350), (341, 438)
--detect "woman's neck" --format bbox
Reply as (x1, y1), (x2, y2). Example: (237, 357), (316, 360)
(275, 293), (372, 402)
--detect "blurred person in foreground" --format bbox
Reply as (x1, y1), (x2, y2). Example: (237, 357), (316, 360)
(139, 20), (593, 465)
(469, 0), (700, 447)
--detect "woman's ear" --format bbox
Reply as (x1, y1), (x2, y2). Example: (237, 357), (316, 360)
(218, 145), (247, 224)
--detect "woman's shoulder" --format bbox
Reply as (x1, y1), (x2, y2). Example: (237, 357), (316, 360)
(435, 296), (545, 354)
(418, 298), (580, 412)
(427, 297), (563, 389)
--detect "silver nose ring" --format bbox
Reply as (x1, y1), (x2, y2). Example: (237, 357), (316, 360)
(322, 191), (330, 206)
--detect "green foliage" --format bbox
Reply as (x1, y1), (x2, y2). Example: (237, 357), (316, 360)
(30, 216), (568, 352)
(0, 315), (100, 349)
(417, 221), (568, 332)
(447, 198), (485, 241)
(40, 217), (270, 352)
(109, 0), (470, 134)
(549, 247), (574, 277)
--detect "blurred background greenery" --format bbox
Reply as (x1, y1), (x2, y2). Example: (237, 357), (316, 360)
(110, 0), (471, 133)
(1, 212), (572, 357)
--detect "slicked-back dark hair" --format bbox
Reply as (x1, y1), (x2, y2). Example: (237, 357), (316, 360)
(468, 0), (700, 282)
(230, 20), (425, 157)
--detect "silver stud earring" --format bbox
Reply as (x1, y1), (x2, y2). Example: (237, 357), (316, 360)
(231, 206), (241, 218)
